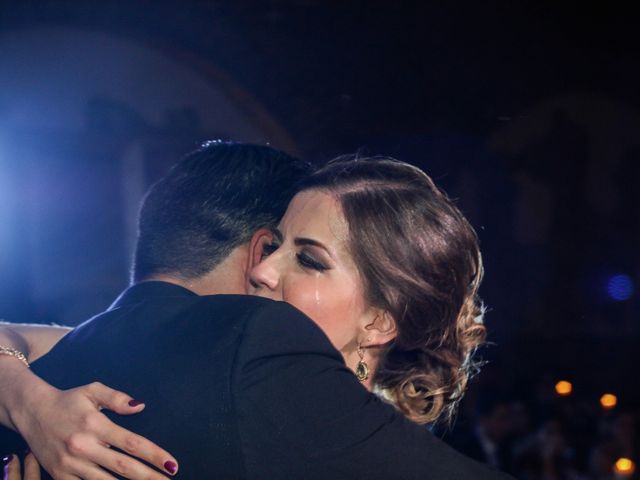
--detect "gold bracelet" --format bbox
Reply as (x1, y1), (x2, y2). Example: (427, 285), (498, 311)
(0, 346), (30, 368)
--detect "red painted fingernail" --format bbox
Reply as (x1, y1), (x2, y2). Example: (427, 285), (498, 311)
(2, 454), (14, 465)
(164, 460), (178, 474)
(128, 399), (143, 407)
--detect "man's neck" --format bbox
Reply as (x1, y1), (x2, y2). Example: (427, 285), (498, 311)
(139, 275), (200, 293)
(139, 274), (238, 296)
(139, 245), (250, 296)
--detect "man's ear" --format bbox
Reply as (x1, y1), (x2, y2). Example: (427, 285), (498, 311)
(362, 309), (397, 348)
(247, 228), (273, 273)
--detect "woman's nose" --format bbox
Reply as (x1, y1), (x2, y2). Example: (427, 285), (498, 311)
(249, 256), (280, 291)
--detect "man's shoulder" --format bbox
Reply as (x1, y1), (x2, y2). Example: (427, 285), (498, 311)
(50, 294), (282, 357)
(191, 295), (316, 332)
(193, 293), (279, 312)
(102, 293), (281, 331)
(94, 293), (331, 354)
(222, 296), (342, 369)
(198, 295), (324, 334)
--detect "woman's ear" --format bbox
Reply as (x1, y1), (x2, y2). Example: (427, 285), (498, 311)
(247, 228), (273, 275)
(362, 309), (397, 347)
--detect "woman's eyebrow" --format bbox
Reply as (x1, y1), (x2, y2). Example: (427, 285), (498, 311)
(271, 226), (336, 260)
(294, 237), (334, 259)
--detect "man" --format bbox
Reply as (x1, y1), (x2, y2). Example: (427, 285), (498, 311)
(447, 393), (518, 472)
(1, 142), (512, 479)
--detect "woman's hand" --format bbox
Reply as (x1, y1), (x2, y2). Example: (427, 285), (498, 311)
(10, 375), (178, 479)
(3, 453), (40, 480)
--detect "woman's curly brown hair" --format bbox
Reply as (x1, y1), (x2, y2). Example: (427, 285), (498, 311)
(299, 156), (486, 425)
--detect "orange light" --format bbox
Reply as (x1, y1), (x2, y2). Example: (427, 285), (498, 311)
(600, 393), (618, 410)
(614, 457), (636, 476)
(555, 380), (573, 396)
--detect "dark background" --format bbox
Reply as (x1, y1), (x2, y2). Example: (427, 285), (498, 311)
(1, 0), (638, 424)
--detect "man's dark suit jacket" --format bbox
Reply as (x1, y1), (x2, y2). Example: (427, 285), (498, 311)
(0, 281), (511, 479)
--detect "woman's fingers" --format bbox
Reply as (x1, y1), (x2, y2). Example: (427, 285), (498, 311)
(84, 443), (171, 480)
(71, 384), (178, 477)
(47, 453), (114, 480)
(61, 461), (121, 480)
(3, 454), (42, 480)
(85, 383), (178, 475)
(60, 426), (174, 480)
(14, 382), (178, 479)
(22, 453), (40, 480)
(103, 424), (178, 477)
(3, 454), (20, 480)
(85, 383), (145, 415)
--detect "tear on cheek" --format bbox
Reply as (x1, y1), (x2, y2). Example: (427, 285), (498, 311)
(312, 277), (323, 307)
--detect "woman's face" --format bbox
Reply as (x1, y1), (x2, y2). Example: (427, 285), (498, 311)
(248, 190), (372, 353)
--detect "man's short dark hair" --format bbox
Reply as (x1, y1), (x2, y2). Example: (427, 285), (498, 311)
(133, 141), (312, 282)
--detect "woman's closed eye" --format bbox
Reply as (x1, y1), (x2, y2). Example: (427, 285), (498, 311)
(261, 242), (280, 259)
(296, 251), (328, 272)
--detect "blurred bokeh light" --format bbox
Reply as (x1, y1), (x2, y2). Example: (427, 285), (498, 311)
(614, 457), (636, 476)
(606, 274), (635, 302)
(555, 380), (573, 397)
(600, 393), (618, 410)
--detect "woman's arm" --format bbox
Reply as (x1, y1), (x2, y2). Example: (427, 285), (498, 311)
(0, 322), (179, 479)
(0, 321), (71, 363)
(0, 321), (70, 430)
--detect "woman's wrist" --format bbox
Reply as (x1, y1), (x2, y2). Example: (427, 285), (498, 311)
(0, 357), (57, 432)
(0, 346), (30, 367)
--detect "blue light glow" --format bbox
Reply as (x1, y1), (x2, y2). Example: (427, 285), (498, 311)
(606, 274), (635, 302)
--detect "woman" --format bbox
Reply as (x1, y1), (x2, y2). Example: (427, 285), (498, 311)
(0, 156), (486, 478)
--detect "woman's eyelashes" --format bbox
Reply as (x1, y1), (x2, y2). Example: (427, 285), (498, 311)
(262, 239), (329, 272)
(296, 251), (328, 272)
(261, 242), (280, 258)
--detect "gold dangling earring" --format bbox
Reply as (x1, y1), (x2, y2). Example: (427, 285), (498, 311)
(355, 343), (369, 382)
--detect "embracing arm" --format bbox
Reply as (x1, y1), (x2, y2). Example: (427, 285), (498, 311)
(0, 322), (178, 479)
(0, 321), (71, 363)
(0, 321), (71, 430)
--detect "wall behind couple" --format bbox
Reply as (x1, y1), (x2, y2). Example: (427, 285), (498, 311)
(0, 26), (295, 325)
(0, 1), (639, 408)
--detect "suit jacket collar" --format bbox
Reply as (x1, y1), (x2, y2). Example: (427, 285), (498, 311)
(109, 281), (198, 310)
